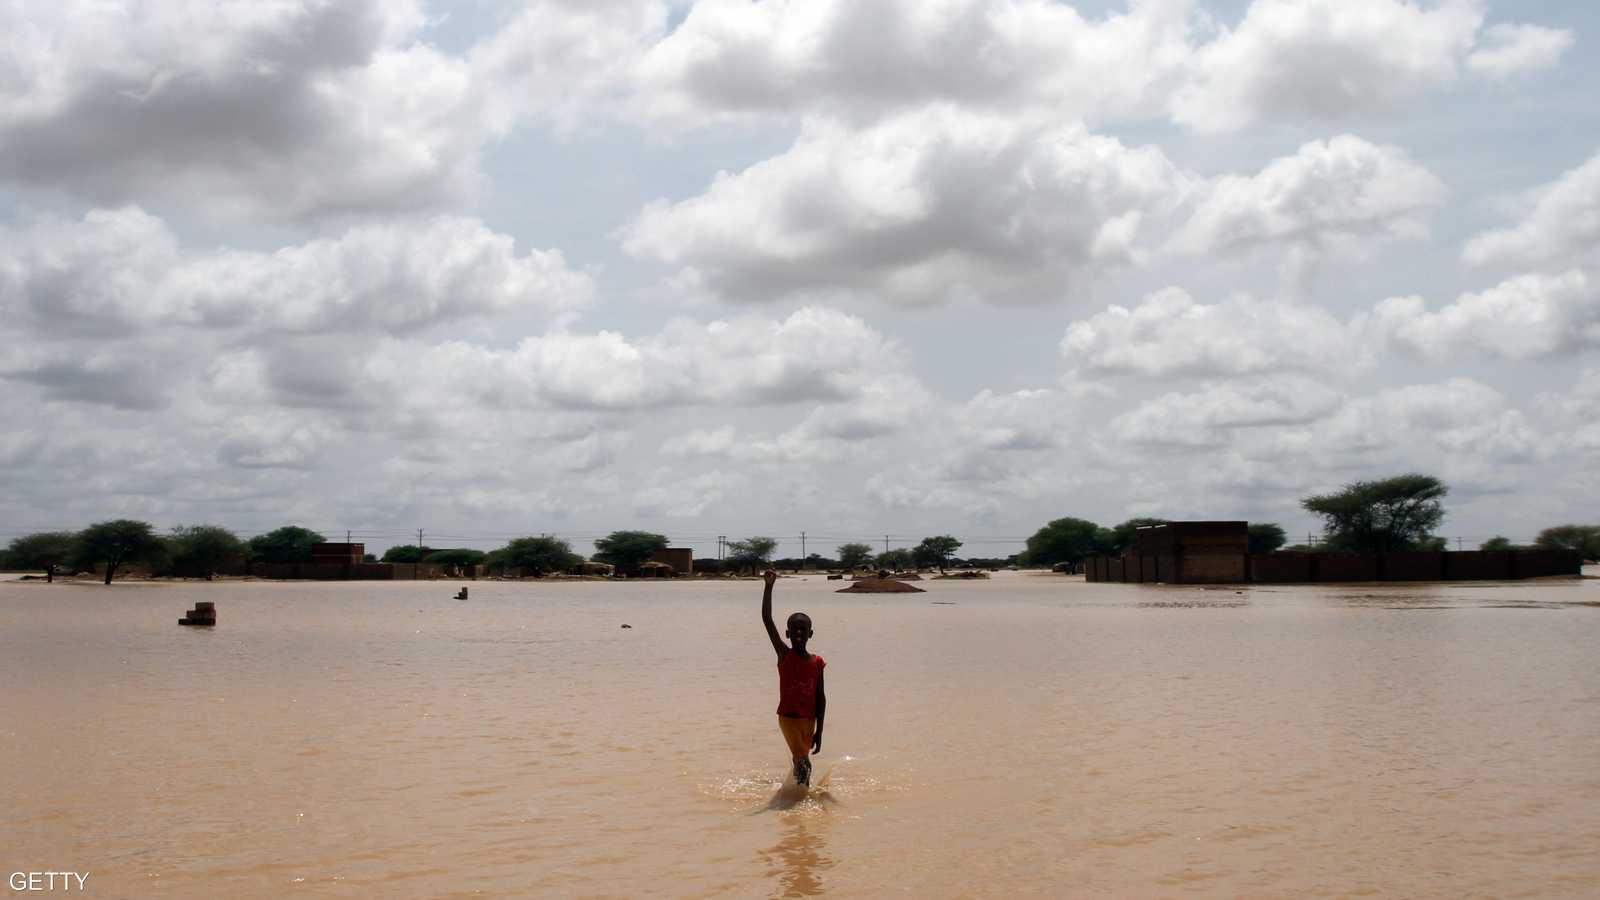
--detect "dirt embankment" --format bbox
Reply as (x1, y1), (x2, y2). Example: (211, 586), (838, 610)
(836, 579), (926, 594)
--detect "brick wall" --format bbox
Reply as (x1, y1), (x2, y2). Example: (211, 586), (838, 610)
(1084, 547), (1577, 584)
(250, 562), (352, 580)
(1178, 554), (1247, 584)
(1381, 552), (1446, 581)
(651, 548), (694, 575)
(1250, 554), (1313, 583)
(1512, 549), (1582, 577)
(1442, 551), (1509, 580)
(1315, 554), (1381, 582)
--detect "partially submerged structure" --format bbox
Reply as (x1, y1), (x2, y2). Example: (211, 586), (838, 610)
(1086, 521), (1580, 584)
(650, 547), (694, 575)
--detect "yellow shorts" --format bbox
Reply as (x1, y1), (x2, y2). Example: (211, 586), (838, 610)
(777, 716), (815, 760)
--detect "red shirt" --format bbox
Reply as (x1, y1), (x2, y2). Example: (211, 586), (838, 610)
(776, 649), (826, 718)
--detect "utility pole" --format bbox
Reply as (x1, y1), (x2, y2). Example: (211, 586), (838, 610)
(884, 534), (890, 555)
(800, 531), (806, 559)
(417, 528), (424, 549)
(1457, 536), (1464, 551)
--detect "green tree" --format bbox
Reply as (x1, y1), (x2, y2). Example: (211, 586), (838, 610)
(1479, 536), (1517, 551)
(1104, 517), (1167, 555)
(913, 535), (962, 573)
(425, 548), (488, 568)
(593, 530), (669, 571)
(1247, 522), (1288, 555)
(381, 544), (425, 563)
(168, 525), (247, 579)
(496, 537), (580, 575)
(726, 536), (778, 573)
(248, 526), (326, 564)
(4, 531), (76, 582)
(837, 542), (875, 570)
(774, 554), (837, 571)
(1301, 474), (1448, 553)
(1535, 524), (1600, 560)
(805, 553), (836, 570)
(876, 548), (914, 571)
(1023, 517), (1103, 567)
(75, 519), (165, 584)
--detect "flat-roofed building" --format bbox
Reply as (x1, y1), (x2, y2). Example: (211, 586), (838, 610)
(310, 542), (365, 565)
(651, 547), (694, 575)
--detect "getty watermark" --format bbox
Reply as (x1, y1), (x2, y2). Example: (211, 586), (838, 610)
(8, 873), (89, 892)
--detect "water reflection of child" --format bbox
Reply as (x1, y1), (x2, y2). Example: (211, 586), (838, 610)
(761, 568), (826, 785)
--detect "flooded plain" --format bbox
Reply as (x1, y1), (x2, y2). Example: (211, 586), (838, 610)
(2, 570), (1597, 897)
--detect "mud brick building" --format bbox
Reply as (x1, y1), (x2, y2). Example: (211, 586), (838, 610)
(1087, 522), (1581, 585)
(311, 542), (365, 564)
(650, 547), (694, 575)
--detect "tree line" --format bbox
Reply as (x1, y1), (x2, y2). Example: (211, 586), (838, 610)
(0, 523), (984, 582)
(1, 521), (296, 585)
(6, 477), (1594, 583)
(1018, 474), (1600, 568)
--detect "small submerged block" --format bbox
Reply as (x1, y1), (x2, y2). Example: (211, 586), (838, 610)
(180, 604), (217, 626)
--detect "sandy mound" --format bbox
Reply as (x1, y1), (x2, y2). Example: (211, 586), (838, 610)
(837, 579), (926, 594)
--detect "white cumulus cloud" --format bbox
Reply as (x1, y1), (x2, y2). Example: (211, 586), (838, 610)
(1177, 135), (1446, 255)
(1467, 23), (1576, 80)
(1110, 378), (1346, 446)
(0, 208), (592, 335)
(632, 0), (1196, 126)
(1373, 270), (1598, 361)
(1172, 0), (1484, 132)
(1463, 149), (1600, 270)
(320, 305), (918, 414)
(1061, 287), (1366, 378)
(624, 107), (1190, 305)
(0, 0), (494, 218)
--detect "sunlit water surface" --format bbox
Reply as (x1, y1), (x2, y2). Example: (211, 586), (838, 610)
(2, 570), (1598, 897)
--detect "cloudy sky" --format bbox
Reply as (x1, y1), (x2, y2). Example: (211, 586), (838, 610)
(2, 0), (1597, 557)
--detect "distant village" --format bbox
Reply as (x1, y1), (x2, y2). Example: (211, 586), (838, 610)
(5, 472), (1597, 586)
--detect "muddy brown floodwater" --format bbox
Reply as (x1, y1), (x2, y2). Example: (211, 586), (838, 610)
(2, 570), (1598, 897)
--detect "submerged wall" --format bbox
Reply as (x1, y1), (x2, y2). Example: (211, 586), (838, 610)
(247, 562), (445, 580)
(1086, 549), (1581, 584)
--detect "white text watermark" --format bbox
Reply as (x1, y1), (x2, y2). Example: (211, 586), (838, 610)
(8, 873), (89, 892)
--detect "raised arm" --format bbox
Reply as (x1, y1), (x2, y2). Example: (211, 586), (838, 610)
(761, 568), (787, 661)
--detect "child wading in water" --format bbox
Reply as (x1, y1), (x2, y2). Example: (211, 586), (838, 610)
(761, 568), (825, 785)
